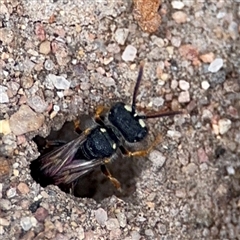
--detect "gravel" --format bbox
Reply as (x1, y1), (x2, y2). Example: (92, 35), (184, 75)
(0, 0), (239, 239)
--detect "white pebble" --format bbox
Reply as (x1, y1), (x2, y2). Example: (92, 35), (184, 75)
(218, 118), (231, 135)
(167, 130), (182, 138)
(178, 91), (190, 103)
(226, 166), (235, 175)
(53, 105), (60, 112)
(149, 150), (166, 168)
(201, 80), (210, 90)
(179, 80), (190, 90)
(57, 91), (64, 98)
(122, 45), (137, 62)
(171, 1), (185, 9)
(114, 28), (129, 45)
(208, 58), (223, 73)
(217, 12), (226, 19)
(20, 217), (32, 231)
(47, 74), (71, 90)
(0, 85), (9, 103)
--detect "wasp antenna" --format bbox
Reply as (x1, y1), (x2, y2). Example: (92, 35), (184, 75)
(132, 61), (145, 111)
(138, 111), (182, 119)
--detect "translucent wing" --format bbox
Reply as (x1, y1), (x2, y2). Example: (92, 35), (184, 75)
(30, 132), (105, 188)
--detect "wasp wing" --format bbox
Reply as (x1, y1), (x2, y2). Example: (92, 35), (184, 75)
(30, 132), (105, 187)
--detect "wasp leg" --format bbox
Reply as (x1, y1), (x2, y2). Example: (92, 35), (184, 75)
(121, 134), (162, 157)
(94, 105), (110, 121)
(101, 164), (122, 192)
(73, 119), (82, 134)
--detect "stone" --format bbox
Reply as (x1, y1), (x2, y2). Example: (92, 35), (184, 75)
(114, 28), (129, 45)
(95, 208), (108, 226)
(106, 218), (120, 231)
(0, 85), (9, 103)
(171, 1), (184, 9)
(0, 120), (11, 135)
(20, 217), (32, 231)
(149, 150), (166, 168)
(208, 58), (223, 73)
(122, 45), (137, 62)
(201, 80), (210, 90)
(39, 40), (51, 55)
(172, 11), (187, 23)
(9, 105), (44, 135)
(27, 95), (48, 113)
(179, 80), (190, 90)
(218, 118), (231, 135)
(17, 182), (30, 194)
(46, 74), (71, 90)
(178, 91), (190, 103)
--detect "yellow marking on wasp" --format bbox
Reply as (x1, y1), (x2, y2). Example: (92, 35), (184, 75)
(124, 105), (132, 112)
(100, 128), (106, 132)
(139, 119), (146, 128)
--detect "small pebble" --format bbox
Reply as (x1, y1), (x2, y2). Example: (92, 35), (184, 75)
(21, 76), (34, 89)
(208, 58), (223, 73)
(44, 59), (54, 71)
(95, 208), (108, 226)
(149, 150), (166, 168)
(201, 80), (210, 90)
(0, 199), (11, 210)
(226, 166), (235, 175)
(0, 218), (10, 227)
(179, 80), (190, 90)
(152, 97), (164, 107)
(145, 229), (154, 236)
(114, 28), (129, 45)
(34, 207), (49, 222)
(105, 218), (120, 231)
(116, 212), (127, 228)
(17, 182), (30, 194)
(39, 40), (51, 55)
(218, 118), (231, 135)
(6, 187), (17, 198)
(228, 21), (238, 40)
(27, 96), (48, 113)
(131, 231), (141, 240)
(99, 77), (115, 87)
(0, 85), (9, 103)
(178, 91), (190, 103)
(122, 45), (137, 62)
(46, 74), (71, 90)
(171, 36), (181, 47)
(151, 36), (165, 48)
(157, 223), (167, 234)
(167, 130), (182, 138)
(0, 120), (11, 135)
(172, 11), (187, 23)
(175, 188), (187, 198)
(171, 80), (178, 89)
(197, 148), (209, 163)
(199, 52), (215, 63)
(20, 216), (32, 231)
(9, 105), (44, 135)
(171, 1), (185, 9)
(182, 163), (198, 175)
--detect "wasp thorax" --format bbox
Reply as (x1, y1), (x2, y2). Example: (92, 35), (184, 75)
(108, 102), (148, 143)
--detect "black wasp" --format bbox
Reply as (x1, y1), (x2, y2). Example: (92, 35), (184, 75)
(30, 62), (181, 193)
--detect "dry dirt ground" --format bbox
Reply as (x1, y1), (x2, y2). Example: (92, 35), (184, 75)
(0, 0), (240, 239)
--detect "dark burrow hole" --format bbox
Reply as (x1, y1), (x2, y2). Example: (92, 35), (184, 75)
(30, 116), (147, 202)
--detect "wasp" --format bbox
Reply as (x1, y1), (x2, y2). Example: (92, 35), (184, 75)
(30, 62), (181, 193)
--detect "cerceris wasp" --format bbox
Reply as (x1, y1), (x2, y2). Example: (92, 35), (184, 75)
(30, 62), (181, 193)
